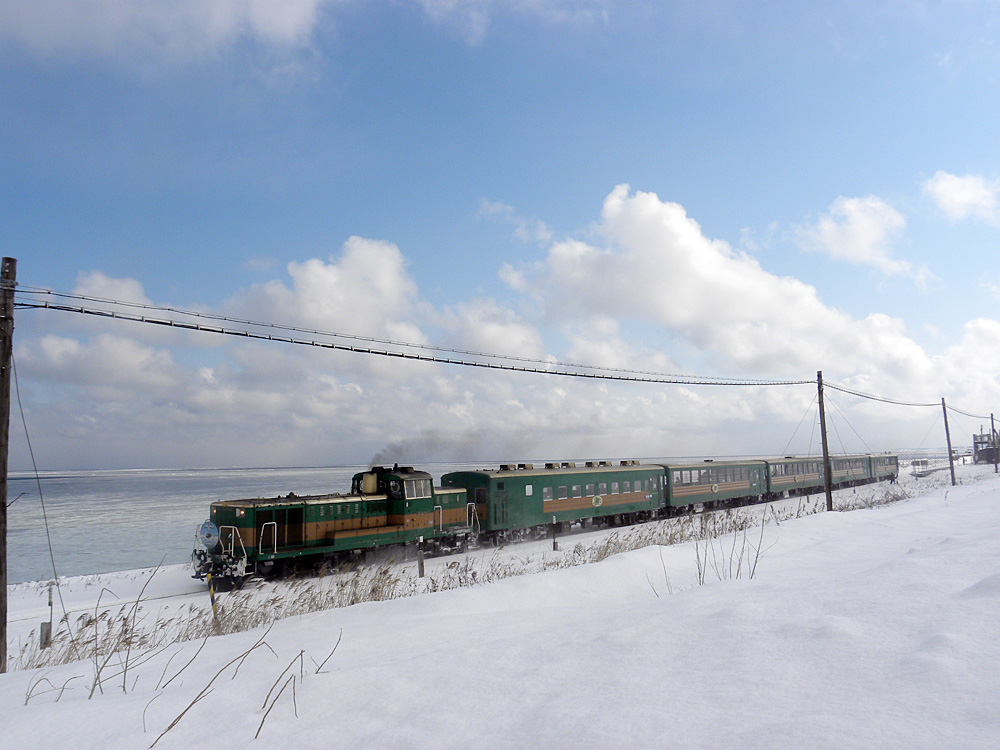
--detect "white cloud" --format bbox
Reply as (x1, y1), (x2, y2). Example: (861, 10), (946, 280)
(480, 199), (553, 245)
(419, 0), (608, 44)
(437, 298), (546, 359)
(922, 171), (999, 222)
(510, 185), (933, 381)
(74, 270), (152, 304)
(0, 0), (331, 63)
(239, 235), (422, 339)
(24, 333), (177, 390)
(796, 195), (929, 284)
(1, 0), (608, 62)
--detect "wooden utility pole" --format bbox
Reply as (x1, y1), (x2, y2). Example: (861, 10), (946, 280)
(817, 371), (834, 512)
(942, 397), (956, 487)
(1, 257), (16, 674)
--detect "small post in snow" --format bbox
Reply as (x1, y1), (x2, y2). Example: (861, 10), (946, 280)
(551, 515), (558, 552)
(417, 536), (425, 578)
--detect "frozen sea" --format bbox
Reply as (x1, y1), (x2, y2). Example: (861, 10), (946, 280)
(5, 462), (485, 584)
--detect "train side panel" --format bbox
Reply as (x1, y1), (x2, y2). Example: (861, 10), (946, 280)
(441, 463), (662, 531)
(662, 461), (766, 508)
(765, 458), (825, 496)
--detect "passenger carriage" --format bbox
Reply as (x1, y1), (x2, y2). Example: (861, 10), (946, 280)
(870, 454), (899, 482)
(829, 454), (873, 487)
(765, 457), (825, 497)
(440, 461), (663, 538)
(661, 460), (767, 510)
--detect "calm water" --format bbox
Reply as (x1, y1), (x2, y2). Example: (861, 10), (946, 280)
(5, 463), (482, 584)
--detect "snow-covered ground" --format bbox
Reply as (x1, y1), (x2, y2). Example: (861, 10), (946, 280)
(3, 464), (998, 749)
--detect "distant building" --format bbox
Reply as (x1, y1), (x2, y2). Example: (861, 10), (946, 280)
(973, 430), (998, 464)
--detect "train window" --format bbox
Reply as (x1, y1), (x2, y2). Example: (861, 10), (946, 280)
(598, 482), (608, 494)
(572, 484), (582, 498)
(623, 481), (631, 493)
(404, 479), (432, 499)
(611, 482), (619, 494)
(525, 485), (533, 496)
(557, 486), (569, 500)
(543, 487), (553, 501)
(586, 483), (596, 496)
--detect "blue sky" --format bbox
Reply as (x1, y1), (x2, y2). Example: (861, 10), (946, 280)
(3, 1), (1000, 470)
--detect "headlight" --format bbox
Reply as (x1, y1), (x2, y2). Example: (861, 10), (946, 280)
(197, 519), (220, 548)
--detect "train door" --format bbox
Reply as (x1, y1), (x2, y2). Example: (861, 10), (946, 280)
(474, 488), (488, 527)
(255, 506), (305, 550)
(492, 488), (508, 528)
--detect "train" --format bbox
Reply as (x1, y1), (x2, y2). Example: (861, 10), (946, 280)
(191, 452), (898, 584)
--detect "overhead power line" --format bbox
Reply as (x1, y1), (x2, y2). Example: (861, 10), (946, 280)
(14, 288), (812, 388)
(823, 382), (939, 408)
(14, 286), (995, 417)
(824, 381), (991, 420)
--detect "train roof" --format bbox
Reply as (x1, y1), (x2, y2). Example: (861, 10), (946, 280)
(363, 464), (432, 478)
(212, 492), (371, 508)
(444, 461), (655, 480)
(655, 459), (767, 470)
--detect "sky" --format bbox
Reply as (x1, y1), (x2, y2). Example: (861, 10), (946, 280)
(3, 1), (1000, 470)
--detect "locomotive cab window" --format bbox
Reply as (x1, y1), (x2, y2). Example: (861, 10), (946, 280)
(543, 486), (553, 501)
(404, 479), (432, 499)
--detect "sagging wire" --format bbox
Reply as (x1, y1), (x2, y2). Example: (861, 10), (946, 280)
(826, 395), (874, 455)
(778, 392), (818, 458)
(914, 413), (942, 452)
(12, 354), (81, 660)
(14, 291), (812, 388)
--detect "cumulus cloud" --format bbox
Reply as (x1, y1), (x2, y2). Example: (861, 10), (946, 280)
(796, 195), (929, 284)
(23, 333), (177, 391)
(437, 298), (546, 359)
(237, 236), (422, 340)
(504, 185), (937, 383)
(922, 171), (999, 222)
(0, 0), (330, 63)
